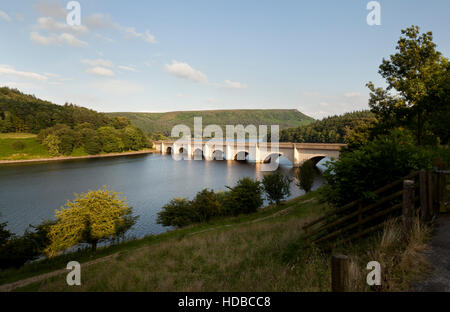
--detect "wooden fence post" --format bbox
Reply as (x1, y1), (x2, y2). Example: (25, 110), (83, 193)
(331, 254), (349, 292)
(419, 170), (428, 221)
(402, 180), (415, 236)
(427, 172), (434, 218)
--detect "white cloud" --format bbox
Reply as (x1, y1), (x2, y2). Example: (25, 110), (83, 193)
(118, 65), (137, 72)
(0, 10), (11, 22)
(224, 80), (248, 89)
(84, 13), (119, 29)
(143, 31), (156, 44)
(37, 17), (88, 34)
(58, 33), (87, 47)
(44, 72), (60, 78)
(124, 27), (157, 44)
(95, 33), (114, 43)
(344, 92), (363, 98)
(34, 0), (66, 18)
(30, 31), (87, 47)
(94, 79), (144, 95)
(86, 67), (115, 77)
(165, 61), (208, 84)
(81, 59), (114, 68)
(0, 64), (48, 81)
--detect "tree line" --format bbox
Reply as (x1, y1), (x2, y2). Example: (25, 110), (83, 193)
(0, 87), (150, 155)
(157, 168), (316, 228)
(280, 111), (376, 144)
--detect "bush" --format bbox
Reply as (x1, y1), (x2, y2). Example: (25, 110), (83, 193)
(157, 198), (196, 227)
(158, 177), (265, 227)
(261, 171), (291, 204)
(191, 189), (222, 222)
(296, 160), (315, 193)
(321, 128), (436, 207)
(0, 220), (54, 269)
(11, 140), (25, 151)
(223, 177), (264, 215)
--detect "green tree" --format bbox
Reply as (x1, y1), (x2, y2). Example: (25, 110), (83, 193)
(157, 198), (196, 227)
(45, 187), (136, 256)
(0, 221), (12, 247)
(321, 128), (436, 207)
(97, 126), (124, 153)
(296, 160), (315, 193)
(190, 189), (222, 222)
(43, 134), (61, 156)
(223, 177), (263, 215)
(261, 171), (291, 205)
(367, 25), (449, 145)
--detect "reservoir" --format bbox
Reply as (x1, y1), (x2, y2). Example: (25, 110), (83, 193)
(0, 154), (324, 237)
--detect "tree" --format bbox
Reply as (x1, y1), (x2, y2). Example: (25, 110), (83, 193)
(0, 219), (55, 269)
(157, 198), (197, 227)
(122, 126), (148, 151)
(321, 128), (436, 207)
(0, 221), (12, 247)
(97, 126), (124, 153)
(296, 160), (315, 193)
(223, 177), (263, 215)
(190, 189), (222, 222)
(262, 171), (291, 205)
(45, 187), (136, 256)
(43, 134), (61, 156)
(367, 25), (449, 145)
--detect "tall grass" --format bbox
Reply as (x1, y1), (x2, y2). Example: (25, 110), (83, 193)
(13, 197), (431, 292)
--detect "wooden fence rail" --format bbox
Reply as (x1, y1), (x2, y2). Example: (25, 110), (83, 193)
(312, 169), (449, 292)
(303, 169), (449, 250)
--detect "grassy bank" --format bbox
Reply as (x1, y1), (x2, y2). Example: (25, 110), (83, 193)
(0, 133), (50, 160)
(0, 133), (154, 162)
(0, 191), (431, 292)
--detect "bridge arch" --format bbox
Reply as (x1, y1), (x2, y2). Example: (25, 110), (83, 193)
(193, 148), (205, 160)
(308, 155), (327, 165)
(263, 153), (283, 163)
(234, 151), (249, 162)
(212, 150), (225, 161)
(166, 146), (173, 154)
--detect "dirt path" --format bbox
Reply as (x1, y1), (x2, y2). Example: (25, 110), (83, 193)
(414, 214), (450, 292)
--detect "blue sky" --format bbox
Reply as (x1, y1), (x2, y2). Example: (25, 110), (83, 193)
(0, 0), (449, 119)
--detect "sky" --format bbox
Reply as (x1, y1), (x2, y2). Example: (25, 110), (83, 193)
(0, 0), (449, 119)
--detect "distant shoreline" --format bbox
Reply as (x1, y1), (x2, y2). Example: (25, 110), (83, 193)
(0, 149), (156, 165)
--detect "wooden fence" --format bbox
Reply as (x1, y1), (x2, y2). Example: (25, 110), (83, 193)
(303, 169), (449, 251)
(303, 169), (449, 292)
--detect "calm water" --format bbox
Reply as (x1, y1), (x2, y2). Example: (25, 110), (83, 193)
(0, 154), (324, 237)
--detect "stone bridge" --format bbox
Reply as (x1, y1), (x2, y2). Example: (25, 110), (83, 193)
(154, 141), (346, 167)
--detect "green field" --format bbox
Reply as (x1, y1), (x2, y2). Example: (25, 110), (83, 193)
(108, 109), (315, 136)
(0, 133), (92, 160)
(0, 134), (51, 160)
